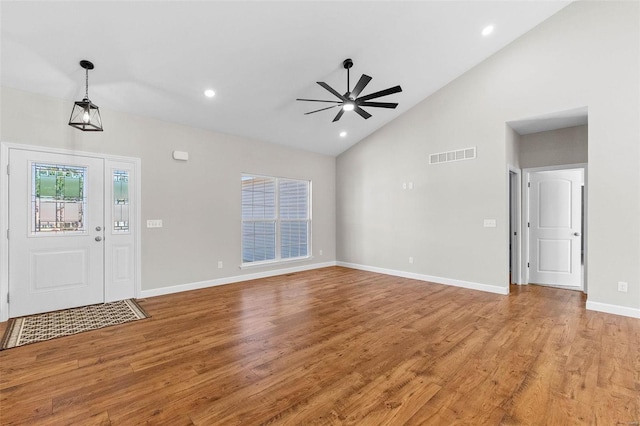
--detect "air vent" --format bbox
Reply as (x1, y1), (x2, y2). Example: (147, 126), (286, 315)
(429, 147), (476, 165)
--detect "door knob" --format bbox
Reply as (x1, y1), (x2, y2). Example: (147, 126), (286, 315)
(96, 226), (102, 231)
(574, 232), (581, 236)
(95, 236), (103, 242)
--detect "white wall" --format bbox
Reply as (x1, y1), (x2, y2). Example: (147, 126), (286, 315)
(336, 1), (639, 315)
(506, 126), (521, 170)
(0, 87), (336, 293)
(519, 125), (587, 169)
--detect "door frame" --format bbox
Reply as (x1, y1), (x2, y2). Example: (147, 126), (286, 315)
(522, 163), (588, 292)
(508, 166), (522, 285)
(0, 142), (142, 321)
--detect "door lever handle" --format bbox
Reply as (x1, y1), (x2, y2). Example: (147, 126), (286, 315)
(574, 232), (581, 236)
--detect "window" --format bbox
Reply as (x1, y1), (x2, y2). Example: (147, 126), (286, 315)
(242, 175), (310, 265)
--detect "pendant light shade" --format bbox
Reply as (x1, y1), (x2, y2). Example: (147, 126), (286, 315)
(68, 60), (103, 131)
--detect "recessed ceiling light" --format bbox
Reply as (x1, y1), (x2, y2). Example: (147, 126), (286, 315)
(339, 131), (347, 138)
(482, 25), (494, 37)
(204, 89), (216, 98)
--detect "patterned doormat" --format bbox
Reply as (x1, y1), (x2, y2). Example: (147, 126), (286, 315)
(0, 299), (149, 350)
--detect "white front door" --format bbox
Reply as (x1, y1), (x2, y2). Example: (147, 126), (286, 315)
(528, 169), (583, 288)
(9, 149), (105, 317)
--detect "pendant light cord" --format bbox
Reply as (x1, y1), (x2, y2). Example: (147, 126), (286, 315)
(85, 67), (89, 99)
(347, 67), (350, 94)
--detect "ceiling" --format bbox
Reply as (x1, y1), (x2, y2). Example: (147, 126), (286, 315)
(1, 1), (572, 156)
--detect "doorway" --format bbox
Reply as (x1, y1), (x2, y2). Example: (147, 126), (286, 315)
(0, 143), (141, 320)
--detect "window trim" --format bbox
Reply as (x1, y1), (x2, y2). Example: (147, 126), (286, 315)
(240, 173), (312, 267)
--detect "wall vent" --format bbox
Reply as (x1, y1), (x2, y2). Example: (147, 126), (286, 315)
(429, 147), (476, 165)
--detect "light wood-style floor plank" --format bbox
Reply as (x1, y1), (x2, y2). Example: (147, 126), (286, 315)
(1, 266), (639, 425)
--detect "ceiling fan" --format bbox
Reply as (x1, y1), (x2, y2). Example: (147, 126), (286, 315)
(297, 58), (402, 122)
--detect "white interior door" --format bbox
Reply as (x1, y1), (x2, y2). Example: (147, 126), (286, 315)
(9, 149), (105, 317)
(528, 169), (583, 288)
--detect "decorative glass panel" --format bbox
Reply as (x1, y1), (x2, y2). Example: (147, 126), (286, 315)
(32, 163), (86, 233)
(113, 170), (129, 232)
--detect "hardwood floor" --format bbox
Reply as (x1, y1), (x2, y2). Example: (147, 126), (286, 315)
(0, 266), (638, 425)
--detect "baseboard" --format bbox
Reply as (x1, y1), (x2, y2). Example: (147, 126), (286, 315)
(336, 262), (509, 295)
(139, 261), (337, 299)
(586, 300), (640, 319)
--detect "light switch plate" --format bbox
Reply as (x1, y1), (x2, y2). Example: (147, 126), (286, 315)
(147, 219), (163, 228)
(483, 219), (497, 228)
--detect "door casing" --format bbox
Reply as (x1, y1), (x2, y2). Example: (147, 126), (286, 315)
(508, 167), (522, 285)
(0, 142), (142, 321)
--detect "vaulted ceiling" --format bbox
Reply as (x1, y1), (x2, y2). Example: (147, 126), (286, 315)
(1, 1), (571, 156)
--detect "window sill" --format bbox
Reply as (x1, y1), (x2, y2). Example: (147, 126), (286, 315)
(240, 256), (313, 270)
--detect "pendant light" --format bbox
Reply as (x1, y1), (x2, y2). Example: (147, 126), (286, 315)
(68, 60), (103, 131)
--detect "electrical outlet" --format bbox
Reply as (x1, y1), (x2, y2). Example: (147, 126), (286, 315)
(409, 256), (414, 264)
(408, 182), (414, 190)
(617, 281), (628, 292)
(402, 182), (407, 190)
(319, 249), (323, 256)
(217, 261), (223, 269)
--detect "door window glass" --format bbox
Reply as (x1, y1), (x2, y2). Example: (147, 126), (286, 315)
(32, 163), (86, 233)
(113, 170), (129, 232)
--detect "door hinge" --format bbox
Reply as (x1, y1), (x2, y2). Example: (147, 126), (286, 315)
(527, 182), (530, 188)
(527, 262), (530, 268)
(5, 229), (8, 240)
(527, 222), (530, 228)
(6, 165), (9, 175)
(514, 231), (517, 236)
(6, 293), (9, 303)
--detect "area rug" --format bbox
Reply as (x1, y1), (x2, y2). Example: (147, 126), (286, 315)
(0, 299), (149, 350)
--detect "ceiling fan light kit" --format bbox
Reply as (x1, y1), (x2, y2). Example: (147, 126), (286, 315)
(68, 60), (103, 132)
(297, 58), (402, 122)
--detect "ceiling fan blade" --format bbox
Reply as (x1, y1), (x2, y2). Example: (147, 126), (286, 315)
(350, 74), (372, 98)
(332, 109), (345, 122)
(354, 106), (372, 120)
(296, 98), (343, 104)
(318, 82), (347, 101)
(358, 85), (402, 102)
(304, 105), (339, 115)
(357, 101), (398, 109)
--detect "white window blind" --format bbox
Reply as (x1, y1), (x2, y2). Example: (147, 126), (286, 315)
(241, 175), (310, 265)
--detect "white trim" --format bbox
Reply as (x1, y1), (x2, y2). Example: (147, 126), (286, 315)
(0, 143), (9, 322)
(586, 300), (640, 319)
(336, 262), (509, 295)
(0, 142), (141, 322)
(240, 255), (313, 269)
(140, 261), (337, 298)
